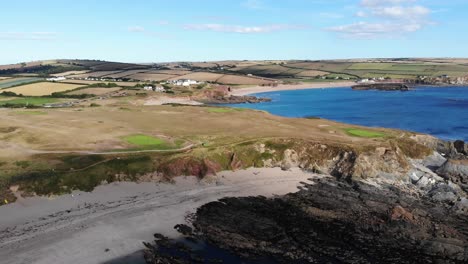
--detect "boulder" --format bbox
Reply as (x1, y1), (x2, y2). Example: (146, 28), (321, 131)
(436, 159), (468, 192)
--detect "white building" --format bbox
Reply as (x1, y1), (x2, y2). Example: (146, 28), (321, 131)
(143, 85), (166, 92)
(46, 76), (66, 82)
(171, 79), (198, 86)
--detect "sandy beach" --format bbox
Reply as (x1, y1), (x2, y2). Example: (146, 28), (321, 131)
(231, 81), (356, 96)
(0, 168), (320, 264)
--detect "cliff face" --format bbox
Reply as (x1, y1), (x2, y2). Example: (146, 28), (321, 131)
(8, 138), (433, 199)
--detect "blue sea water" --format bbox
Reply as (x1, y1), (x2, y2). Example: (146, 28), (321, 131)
(228, 86), (468, 141)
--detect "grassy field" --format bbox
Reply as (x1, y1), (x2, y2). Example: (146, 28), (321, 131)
(0, 104), (404, 163)
(124, 134), (165, 146)
(0, 77), (43, 89)
(0, 97), (59, 106)
(216, 74), (274, 85)
(345, 128), (387, 138)
(66, 87), (121, 96)
(128, 73), (178, 81)
(206, 107), (246, 113)
(170, 72), (224, 82)
(71, 70), (124, 79)
(51, 70), (90, 77)
(59, 80), (141, 87)
(2, 82), (84, 96)
(0, 102), (431, 201)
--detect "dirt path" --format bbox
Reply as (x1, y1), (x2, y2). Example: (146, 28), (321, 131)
(0, 168), (318, 264)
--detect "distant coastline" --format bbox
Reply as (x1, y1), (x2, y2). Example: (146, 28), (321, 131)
(231, 81), (356, 96)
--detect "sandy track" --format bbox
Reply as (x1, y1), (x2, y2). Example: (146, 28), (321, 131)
(0, 168), (318, 264)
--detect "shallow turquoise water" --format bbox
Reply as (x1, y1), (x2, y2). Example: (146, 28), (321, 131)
(227, 86), (468, 141)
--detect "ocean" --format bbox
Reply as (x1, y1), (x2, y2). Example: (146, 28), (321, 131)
(228, 86), (468, 141)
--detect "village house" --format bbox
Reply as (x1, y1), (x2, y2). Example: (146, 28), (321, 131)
(169, 79), (199, 86)
(143, 85), (166, 92)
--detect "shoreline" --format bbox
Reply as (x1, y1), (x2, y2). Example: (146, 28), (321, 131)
(230, 82), (468, 96)
(0, 168), (316, 264)
(231, 81), (356, 96)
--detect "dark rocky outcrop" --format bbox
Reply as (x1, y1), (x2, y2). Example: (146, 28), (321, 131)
(200, 95), (272, 104)
(437, 140), (468, 159)
(144, 177), (468, 264)
(352, 83), (410, 91)
(437, 159), (468, 192)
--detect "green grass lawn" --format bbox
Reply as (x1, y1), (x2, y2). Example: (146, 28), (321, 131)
(0, 97), (58, 106)
(206, 107), (246, 113)
(345, 128), (386, 138)
(124, 134), (165, 146)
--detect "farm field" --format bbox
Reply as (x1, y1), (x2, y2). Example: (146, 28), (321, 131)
(170, 72), (224, 82)
(101, 69), (151, 78)
(66, 87), (121, 96)
(1, 58), (468, 90)
(296, 70), (330, 77)
(59, 80), (141, 87)
(71, 71), (124, 79)
(216, 74), (274, 85)
(52, 70), (89, 77)
(2, 82), (84, 96)
(128, 73), (178, 81)
(0, 96), (59, 106)
(0, 77), (43, 89)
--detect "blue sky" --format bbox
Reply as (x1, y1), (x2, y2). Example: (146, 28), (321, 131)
(0, 0), (467, 64)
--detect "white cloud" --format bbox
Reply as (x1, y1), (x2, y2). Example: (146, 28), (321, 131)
(356, 11), (367, 17)
(184, 23), (305, 33)
(328, 0), (432, 38)
(319, 12), (345, 19)
(328, 21), (422, 38)
(0, 32), (58, 40)
(242, 0), (265, 10)
(128, 26), (145, 32)
(360, 0), (416, 7)
(371, 5), (430, 18)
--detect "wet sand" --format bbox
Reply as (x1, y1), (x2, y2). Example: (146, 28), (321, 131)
(0, 168), (318, 264)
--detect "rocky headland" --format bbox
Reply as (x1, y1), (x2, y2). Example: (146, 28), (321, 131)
(352, 83), (410, 91)
(143, 137), (468, 264)
(199, 95), (272, 104)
